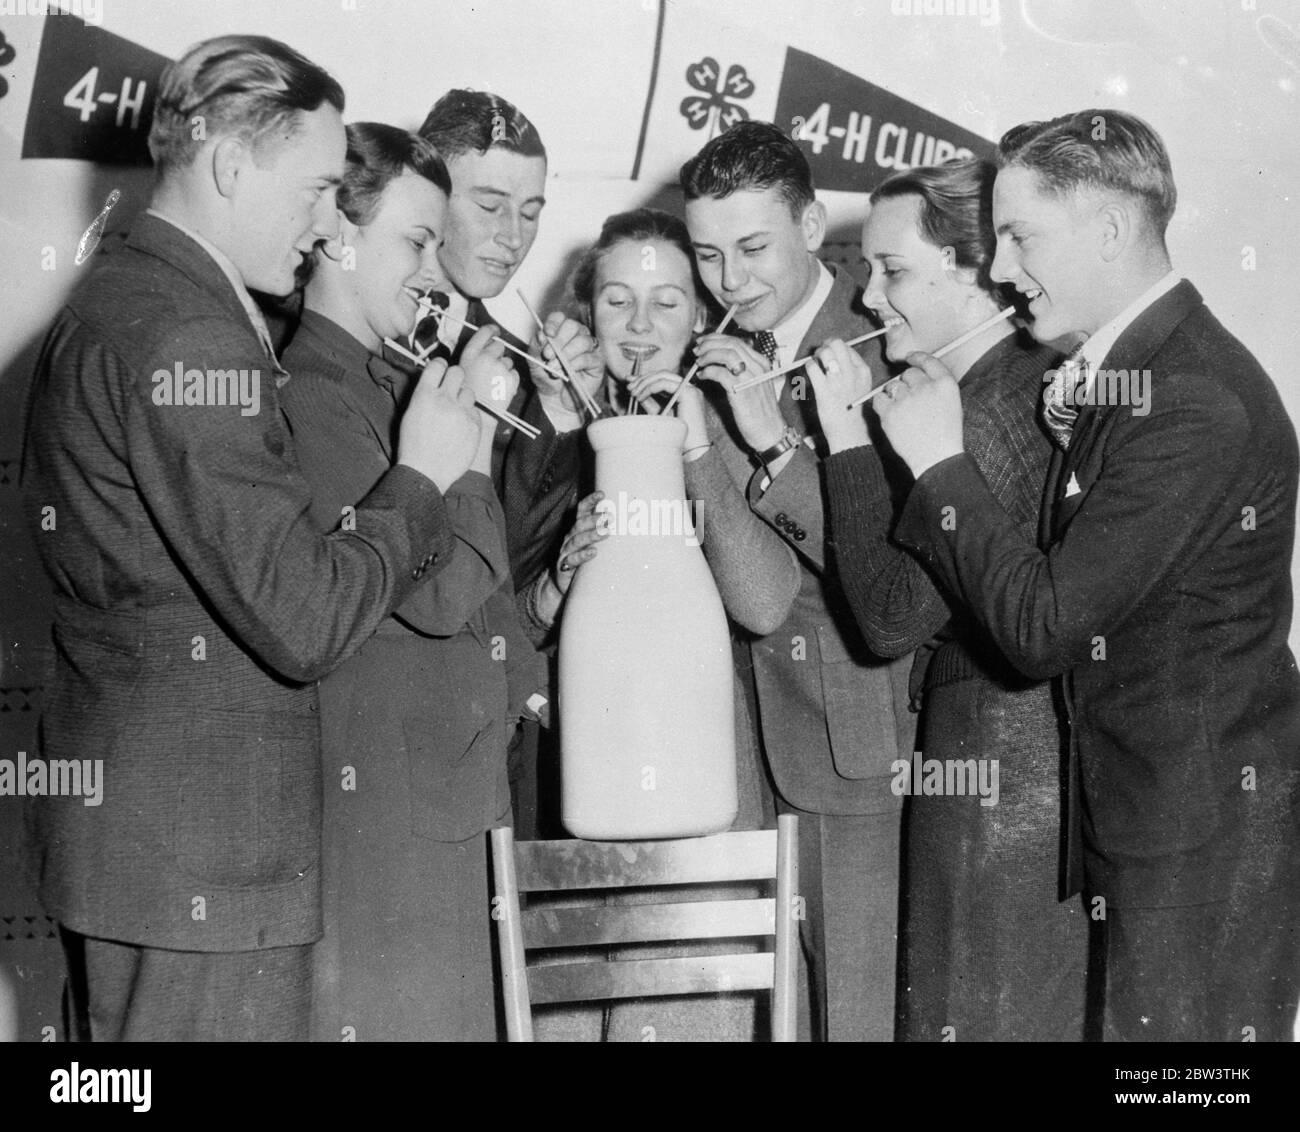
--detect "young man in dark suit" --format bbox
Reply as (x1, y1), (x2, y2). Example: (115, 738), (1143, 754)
(680, 122), (916, 1041)
(418, 91), (601, 592)
(419, 93), (603, 836)
(877, 109), (1300, 1040)
(20, 35), (484, 1041)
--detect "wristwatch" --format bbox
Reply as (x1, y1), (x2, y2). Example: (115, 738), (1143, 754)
(755, 425), (803, 468)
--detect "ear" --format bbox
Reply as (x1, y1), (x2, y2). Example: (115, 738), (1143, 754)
(951, 263), (981, 289)
(317, 212), (355, 262)
(1096, 199), (1131, 264)
(211, 136), (248, 200)
(801, 200), (827, 252)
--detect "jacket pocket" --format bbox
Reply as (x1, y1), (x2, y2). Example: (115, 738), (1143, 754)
(166, 712), (320, 889)
(403, 713), (507, 842)
(816, 625), (899, 780)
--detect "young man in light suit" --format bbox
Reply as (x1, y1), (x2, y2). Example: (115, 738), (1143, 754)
(876, 109), (1300, 1041)
(680, 121), (916, 1041)
(21, 35), (483, 1041)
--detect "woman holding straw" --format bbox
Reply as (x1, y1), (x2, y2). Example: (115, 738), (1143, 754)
(799, 158), (1089, 1041)
(523, 208), (775, 1041)
(279, 122), (543, 1042)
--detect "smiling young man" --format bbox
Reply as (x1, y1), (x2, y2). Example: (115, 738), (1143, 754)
(419, 93), (603, 838)
(419, 91), (600, 592)
(875, 109), (1300, 1041)
(20, 36), (483, 1041)
(678, 121), (915, 1042)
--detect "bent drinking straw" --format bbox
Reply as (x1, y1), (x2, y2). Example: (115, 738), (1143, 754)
(661, 303), (740, 414)
(846, 306), (1016, 408)
(732, 319), (902, 392)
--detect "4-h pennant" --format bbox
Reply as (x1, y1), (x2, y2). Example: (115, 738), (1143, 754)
(632, 9), (992, 192)
(21, 12), (170, 164)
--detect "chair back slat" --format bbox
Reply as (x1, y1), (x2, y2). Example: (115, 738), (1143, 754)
(490, 816), (800, 1041)
(512, 830), (778, 891)
(522, 897), (775, 949)
(528, 953), (775, 1005)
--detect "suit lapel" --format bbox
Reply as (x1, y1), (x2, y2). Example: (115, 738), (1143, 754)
(1046, 281), (1204, 542)
(785, 265), (881, 436)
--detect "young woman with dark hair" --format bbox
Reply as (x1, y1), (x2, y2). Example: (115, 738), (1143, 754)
(804, 157), (1088, 1042)
(279, 121), (544, 1042)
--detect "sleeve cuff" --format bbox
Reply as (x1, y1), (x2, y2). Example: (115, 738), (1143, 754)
(358, 463), (455, 580)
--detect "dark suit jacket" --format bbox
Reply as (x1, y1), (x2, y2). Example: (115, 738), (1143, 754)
(894, 281), (1300, 906)
(280, 310), (542, 840)
(697, 265), (917, 815)
(428, 299), (588, 593)
(19, 214), (455, 951)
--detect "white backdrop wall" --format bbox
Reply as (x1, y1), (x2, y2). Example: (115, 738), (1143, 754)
(0, 0), (1298, 1040)
(2, 0), (1299, 661)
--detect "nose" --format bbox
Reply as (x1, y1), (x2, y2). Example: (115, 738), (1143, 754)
(989, 238), (1015, 286)
(419, 244), (450, 292)
(719, 253), (747, 294)
(312, 193), (341, 241)
(495, 209), (524, 253)
(627, 299), (652, 335)
(862, 267), (888, 314)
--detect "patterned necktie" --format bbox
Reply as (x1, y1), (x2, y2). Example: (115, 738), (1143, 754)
(751, 330), (779, 368)
(1043, 348), (1089, 450)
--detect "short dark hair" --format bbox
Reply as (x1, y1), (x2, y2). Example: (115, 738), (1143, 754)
(337, 122), (450, 227)
(299, 122), (449, 287)
(149, 35), (344, 174)
(871, 157), (1003, 298)
(417, 89), (546, 161)
(680, 121), (815, 217)
(570, 208), (711, 316)
(997, 109), (1176, 238)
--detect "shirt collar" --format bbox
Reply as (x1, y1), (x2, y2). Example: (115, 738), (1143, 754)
(146, 208), (277, 356)
(1078, 270), (1181, 374)
(297, 308), (412, 399)
(437, 289), (472, 350)
(771, 261), (833, 366)
(297, 308), (372, 373)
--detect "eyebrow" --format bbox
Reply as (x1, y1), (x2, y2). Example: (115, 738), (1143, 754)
(599, 281), (689, 295)
(692, 229), (771, 249)
(468, 185), (547, 207)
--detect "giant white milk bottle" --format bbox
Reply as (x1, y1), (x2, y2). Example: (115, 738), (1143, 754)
(559, 415), (736, 839)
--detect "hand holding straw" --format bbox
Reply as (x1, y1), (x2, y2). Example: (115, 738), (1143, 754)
(416, 298), (571, 386)
(516, 290), (604, 419)
(846, 306), (1016, 409)
(660, 303), (740, 414)
(731, 318), (902, 392)
(383, 337), (541, 440)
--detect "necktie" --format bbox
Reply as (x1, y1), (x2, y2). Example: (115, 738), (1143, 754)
(247, 306), (291, 387)
(751, 330), (779, 368)
(1043, 348), (1088, 450)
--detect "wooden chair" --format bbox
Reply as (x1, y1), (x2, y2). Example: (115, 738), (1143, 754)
(490, 814), (799, 1042)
